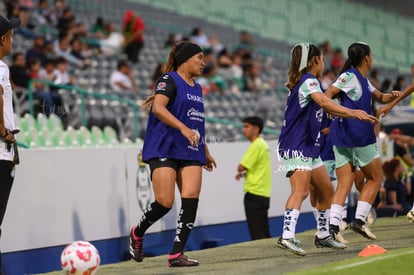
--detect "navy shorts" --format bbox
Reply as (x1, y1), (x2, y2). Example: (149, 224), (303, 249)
(148, 158), (202, 179)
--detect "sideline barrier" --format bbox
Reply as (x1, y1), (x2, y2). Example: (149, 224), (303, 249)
(2, 141), (302, 274)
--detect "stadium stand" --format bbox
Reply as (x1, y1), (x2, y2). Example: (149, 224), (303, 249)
(4, 0), (413, 148)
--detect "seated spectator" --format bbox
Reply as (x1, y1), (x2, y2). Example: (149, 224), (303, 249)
(164, 32), (181, 49)
(53, 57), (76, 86)
(320, 69), (336, 90)
(53, 32), (88, 68)
(378, 158), (412, 217)
(243, 61), (262, 92)
(32, 0), (54, 27)
(70, 36), (92, 65)
(233, 30), (255, 56)
(330, 47), (344, 75)
(189, 27), (209, 48)
(208, 34), (224, 55)
(230, 53), (243, 93)
(197, 62), (225, 95)
(91, 16), (106, 39)
(100, 21), (124, 57)
(26, 35), (48, 66)
(27, 58), (62, 116)
(380, 78), (392, 94)
(56, 6), (76, 35)
(39, 58), (57, 88)
(150, 62), (166, 90)
(9, 52), (30, 89)
(109, 60), (137, 93)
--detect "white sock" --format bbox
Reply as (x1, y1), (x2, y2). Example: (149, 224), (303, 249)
(282, 208), (300, 239)
(316, 209), (330, 239)
(330, 204), (343, 227)
(312, 207), (318, 224)
(355, 201), (372, 223)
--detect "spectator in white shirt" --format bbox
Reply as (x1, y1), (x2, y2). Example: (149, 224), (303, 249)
(109, 60), (137, 93)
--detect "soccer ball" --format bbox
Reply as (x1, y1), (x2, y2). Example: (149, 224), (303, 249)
(407, 210), (414, 223)
(61, 241), (100, 275)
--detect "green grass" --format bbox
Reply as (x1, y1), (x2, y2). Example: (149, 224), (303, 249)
(287, 247), (414, 275)
(37, 216), (414, 275)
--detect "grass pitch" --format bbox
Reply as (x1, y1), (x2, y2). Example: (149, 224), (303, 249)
(38, 216), (414, 275)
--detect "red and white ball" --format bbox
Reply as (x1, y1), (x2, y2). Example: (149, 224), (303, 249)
(61, 241), (100, 275)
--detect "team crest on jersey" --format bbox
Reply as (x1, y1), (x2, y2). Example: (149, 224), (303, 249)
(309, 81), (318, 88)
(156, 82), (167, 91)
(339, 76), (347, 84)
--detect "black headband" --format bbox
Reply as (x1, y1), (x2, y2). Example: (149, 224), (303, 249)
(174, 42), (203, 67)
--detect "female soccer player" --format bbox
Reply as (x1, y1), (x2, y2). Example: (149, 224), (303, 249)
(326, 42), (402, 240)
(129, 41), (216, 267)
(277, 43), (377, 256)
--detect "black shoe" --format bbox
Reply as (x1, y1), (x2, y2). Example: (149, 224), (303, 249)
(129, 226), (144, 262)
(350, 220), (376, 240)
(168, 253), (199, 267)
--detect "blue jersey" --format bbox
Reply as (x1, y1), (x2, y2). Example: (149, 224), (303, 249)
(319, 113), (335, 161)
(330, 68), (376, 148)
(142, 72), (206, 164)
(278, 73), (324, 159)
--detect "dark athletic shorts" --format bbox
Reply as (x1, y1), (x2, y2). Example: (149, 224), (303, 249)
(148, 158), (202, 179)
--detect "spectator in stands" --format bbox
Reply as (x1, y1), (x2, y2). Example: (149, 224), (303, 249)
(53, 56), (76, 86)
(99, 21), (124, 57)
(381, 158), (412, 216)
(27, 58), (61, 116)
(38, 58), (57, 88)
(319, 40), (333, 71)
(53, 32), (87, 68)
(130, 41), (216, 267)
(25, 35), (48, 66)
(230, 52), (244, 93)
(369, 69), (381, 90)
(12, 5), (36, 39)
(69, 36), (92, 66)
(380, 78), (392, 94)
(208, 34), (224, 55)
(392, 75), (405, 91)
(150, 62), (166, 90)
(109, 60), (137, 93)
(164, 32), (181, 49)
(189, 27), (209, 48)
(320, 69), (336, 90)
(122, 10), (145, 64)
(216, 48), (234, 86)
(32, 0), (54, 28)
(56, 6), (75, 35)
(9, 52), (30, 89)
(243, 61), (262, 92)
(330, 47), (344, 75)
(197, 61), (225, 94)
(91, 16), (106, 39)
(234, 30), (255, 56)
(235, 116), (272, 240)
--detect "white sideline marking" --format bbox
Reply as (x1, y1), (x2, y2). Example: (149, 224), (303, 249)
(332, 250), (414, 271)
